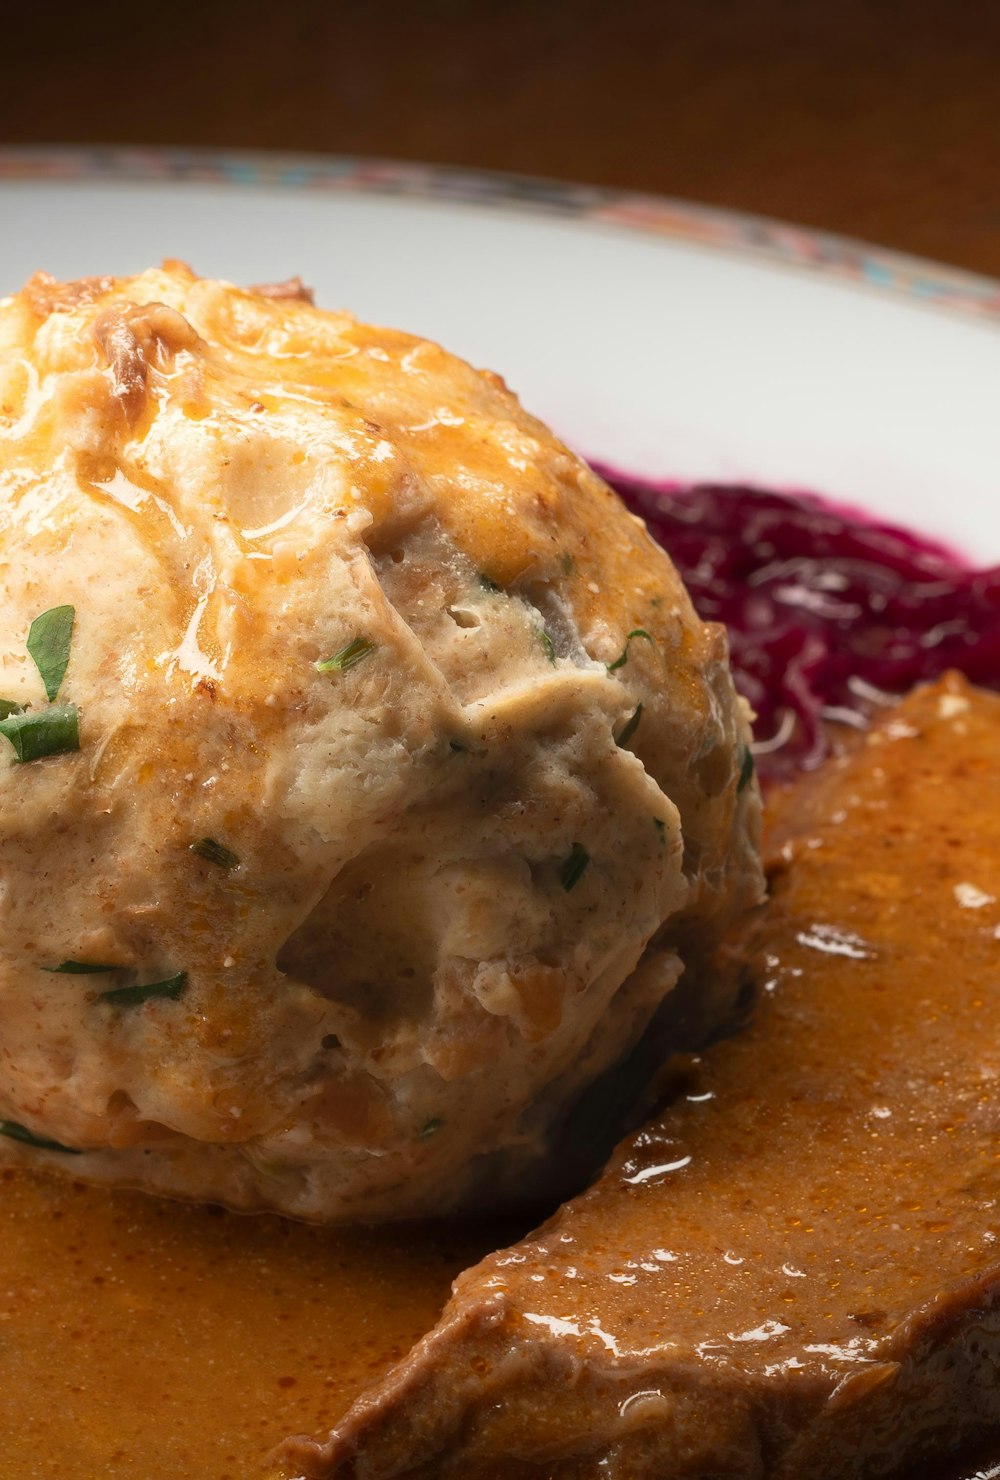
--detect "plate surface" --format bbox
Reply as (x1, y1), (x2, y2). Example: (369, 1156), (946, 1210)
(2, 147), (1000, 559)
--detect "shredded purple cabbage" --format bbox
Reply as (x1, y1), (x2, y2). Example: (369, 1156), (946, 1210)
(600, 472), (1000, 780)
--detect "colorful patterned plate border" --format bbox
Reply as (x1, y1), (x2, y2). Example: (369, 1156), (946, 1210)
(3, 144), (1000, 323)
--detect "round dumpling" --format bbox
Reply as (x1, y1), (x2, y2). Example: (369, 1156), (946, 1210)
(0, 264), (762, 1221)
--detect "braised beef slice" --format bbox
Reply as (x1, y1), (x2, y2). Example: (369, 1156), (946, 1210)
(278, 675), (1000, 1480)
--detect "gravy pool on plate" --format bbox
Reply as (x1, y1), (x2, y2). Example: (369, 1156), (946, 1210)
(0, 1170), (521, 1477)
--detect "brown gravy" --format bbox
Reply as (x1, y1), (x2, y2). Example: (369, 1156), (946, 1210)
(0, 1170), (517, 1478)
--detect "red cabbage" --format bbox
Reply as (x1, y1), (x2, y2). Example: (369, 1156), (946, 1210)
(601, 472), (1000, 780)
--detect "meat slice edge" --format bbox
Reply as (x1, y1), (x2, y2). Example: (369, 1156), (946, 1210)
(275, 674), (1000, 1479)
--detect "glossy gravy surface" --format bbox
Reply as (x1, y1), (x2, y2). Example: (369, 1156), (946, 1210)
(0, 1170), (513, 1478)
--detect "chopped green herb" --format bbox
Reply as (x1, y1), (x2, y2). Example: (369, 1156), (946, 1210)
(0, 699), (23, 720)
(539, 630), (557, 665)
(316, 637), (375, 673)
(26, 605), (75, 703)
(43, 961), (119, 975)
(653, 817), (666, 837)
(478, 573), (502, 594)
(559, 842), (590, 892)
(607, 629), (654, 672)
(420, 1117), (444, 1138)
(615, 702), (644, 748)
(190, 837), (240, 870)
(0, 1120), (81, 1154)
(560, 552), (574, 576)
(737, 746), (755, 793)
(99, 971), (187, 1008)
(0, 704), (80, 762)
(448, 740), (467, 754)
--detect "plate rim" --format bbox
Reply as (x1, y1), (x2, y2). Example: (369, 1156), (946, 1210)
(3, 143), (1000, 325)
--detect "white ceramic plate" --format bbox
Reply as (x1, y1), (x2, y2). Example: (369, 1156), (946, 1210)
(2, 146), (1000, 560)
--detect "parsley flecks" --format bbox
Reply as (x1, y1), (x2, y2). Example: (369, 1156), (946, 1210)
(0, 704), (80, 762)
(0, 1120), (82, 1154)
(316, 637), (375, 674)
(559, 842), (590, 892)
(420, 1117), (444, 1138)
(560, 552), (574, 576)
(738, 746), (755, 793)
(448, 740), (467, 754)
(539, 630), (557, 665)
(99, 971), (187, 1008)
(0, 610), (79, 761)
(26, 606), (75, 703)
(43, 961), (119, 975)
(478, 573), (502, 594)
(607, 628), (654, 672)
(616, 702), (643, 748)
(653, 817), (666, 837)
(190, 837), (240, 870)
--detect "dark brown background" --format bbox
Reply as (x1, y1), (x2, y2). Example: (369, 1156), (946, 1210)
(3, 0), (1000, 276)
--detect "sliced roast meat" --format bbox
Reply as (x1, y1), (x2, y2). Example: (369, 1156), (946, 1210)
(277, 675), (1000, 1479)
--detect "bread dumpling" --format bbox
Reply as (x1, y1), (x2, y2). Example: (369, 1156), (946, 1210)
(0, 265), (762, 1221)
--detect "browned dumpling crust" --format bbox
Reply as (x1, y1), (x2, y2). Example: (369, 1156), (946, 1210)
(0, 264), (762, 1221)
